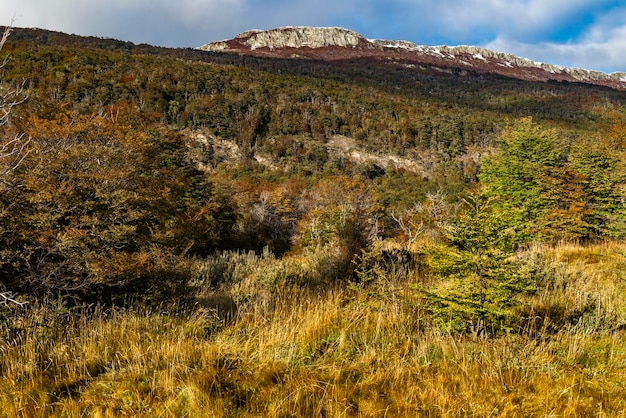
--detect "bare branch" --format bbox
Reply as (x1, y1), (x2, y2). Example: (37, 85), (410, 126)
(0, 279), (27, 307)
(0, 23), (14, 70)
(0, 25), (11, 48)
(0, 23), (30, 193)
(392, 204), (424, 247)
(0, 291), (27, 307)
(0, 23), (30, 306)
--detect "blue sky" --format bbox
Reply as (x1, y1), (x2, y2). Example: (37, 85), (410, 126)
(2, 0), (626, 73)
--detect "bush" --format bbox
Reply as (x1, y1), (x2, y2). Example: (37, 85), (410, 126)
(0, 111), (237, 303)
(353, 240), (414, 285)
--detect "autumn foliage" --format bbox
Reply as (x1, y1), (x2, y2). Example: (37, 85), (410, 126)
(0, 28), (625, 304)
(0, 106), (236, 302)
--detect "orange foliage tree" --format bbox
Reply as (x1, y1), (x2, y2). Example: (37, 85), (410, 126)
(0, 106), (236, 302)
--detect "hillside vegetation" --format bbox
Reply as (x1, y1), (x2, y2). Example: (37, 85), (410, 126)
(1, 28), (626, 416)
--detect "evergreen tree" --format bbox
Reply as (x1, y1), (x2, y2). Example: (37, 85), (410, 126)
(569, 128), (626, 239)
(422, 193), (535, 334)
(479, 117), (592, 241)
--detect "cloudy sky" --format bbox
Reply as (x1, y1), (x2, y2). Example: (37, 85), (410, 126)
(2, 0), (626, 73)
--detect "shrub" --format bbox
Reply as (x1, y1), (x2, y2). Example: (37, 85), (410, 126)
(0, 111), (237, 303)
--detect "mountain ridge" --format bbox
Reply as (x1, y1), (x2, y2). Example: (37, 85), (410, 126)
(198, 26), (626, 90)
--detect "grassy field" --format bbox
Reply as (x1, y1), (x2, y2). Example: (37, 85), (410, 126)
(1, 242), (626, 417)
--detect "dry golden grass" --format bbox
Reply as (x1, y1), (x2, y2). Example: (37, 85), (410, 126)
(1, 242), (626, 417)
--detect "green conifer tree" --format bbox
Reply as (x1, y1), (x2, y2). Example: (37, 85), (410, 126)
(421, 193), (535, 334)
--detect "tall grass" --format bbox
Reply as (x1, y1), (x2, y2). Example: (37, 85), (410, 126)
(1, 242), (626, 417)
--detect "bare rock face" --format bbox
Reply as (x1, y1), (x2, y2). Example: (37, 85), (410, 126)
(370, 39), (418, 49)
(433, 45), (626, 84)
(199, 26), (367, 51)
(198, 26), (626, 90)
(242, 26), (365, 49)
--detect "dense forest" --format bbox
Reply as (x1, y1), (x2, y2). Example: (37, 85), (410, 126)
(1, 27), (626, 416)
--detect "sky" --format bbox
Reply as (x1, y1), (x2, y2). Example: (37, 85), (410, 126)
(2, 0), (626, 74)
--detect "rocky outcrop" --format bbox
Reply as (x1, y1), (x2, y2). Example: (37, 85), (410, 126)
(198, 26), (626, 90)
(370, 39), (419, 50)
(427, 45), (626, 83)
(244, 26), (365, 49)
(199, 26), (367, 51)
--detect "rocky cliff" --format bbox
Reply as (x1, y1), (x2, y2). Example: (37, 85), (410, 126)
(200, 26), (368, 51)
(198, 27), (626, 90)
(244, 27), (366, 50)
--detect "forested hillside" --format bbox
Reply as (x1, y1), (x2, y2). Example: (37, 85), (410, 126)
(1, 27), (626, 416)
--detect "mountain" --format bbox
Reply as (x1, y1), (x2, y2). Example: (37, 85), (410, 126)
(199, 26), (626, 90)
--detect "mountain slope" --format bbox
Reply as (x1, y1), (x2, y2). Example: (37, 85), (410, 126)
(199, 26), (626, 90)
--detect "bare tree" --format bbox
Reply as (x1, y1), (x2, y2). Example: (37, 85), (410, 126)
(392, 191), (459, 247)
(0, 24), (29, 193)
(0, 24), (29, 307)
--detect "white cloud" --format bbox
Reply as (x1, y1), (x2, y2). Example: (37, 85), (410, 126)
(1, 0), (248, 46)
(435, 0), (613, 41)
(1, 0), (625, 72)
(484, 16), (626, 73)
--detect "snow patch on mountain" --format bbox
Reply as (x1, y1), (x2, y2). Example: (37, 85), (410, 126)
(369, 39), (419, 51)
